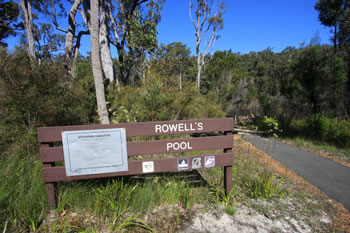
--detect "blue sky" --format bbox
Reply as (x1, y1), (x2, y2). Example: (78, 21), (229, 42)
(6, 0), (331, 55)
(158, 0), (331, 54)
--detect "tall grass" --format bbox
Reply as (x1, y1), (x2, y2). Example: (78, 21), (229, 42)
(0, 134), (47, 232)
(281, 114), (350, 148)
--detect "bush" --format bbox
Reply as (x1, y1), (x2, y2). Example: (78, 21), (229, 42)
(281, 115), (350, 148)
(259, 116), (282, 137)
(307, 114), (331, 140)
(243, 169), (285, 199)
(0, 49), (97, 153)
(328, 119), (350, 147)
(0, 134), (46, 232)
(108, 77), (225, 123)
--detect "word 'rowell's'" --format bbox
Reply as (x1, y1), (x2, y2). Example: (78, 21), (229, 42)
(155, 122), (203, 133)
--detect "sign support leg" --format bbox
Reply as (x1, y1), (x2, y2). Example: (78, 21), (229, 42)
(45, 182), (57, 207)
(224, 166), (232, 194)
(224, 130), (233, 194)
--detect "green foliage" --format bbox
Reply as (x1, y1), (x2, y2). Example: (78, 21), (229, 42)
(94, 179), (136, 216)
(243, 169), (285, 199)
(108, 76), (225, 123)
(0, 49), (97, 232)
(259, 116), (282, 137)
(113, 215), (155, 233)
(152, 42), (194, 86)
(113, 0), (165, 84)
(308, 114), (331, 140)
(273, 45), (348, 118)
(0, 0), (21, 46)
(0, 134), (46, 232)
(281, 115), (350, 148)
(70, 57), (98, 124)
(33, 23), (65, 60)
(307, 114), (350, 147)
(210, 186), (238, 215)
(315, 0), (349, 52)
(0, 49), (97, 152)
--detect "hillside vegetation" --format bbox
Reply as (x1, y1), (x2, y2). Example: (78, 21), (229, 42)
(1, 0), (350, 231)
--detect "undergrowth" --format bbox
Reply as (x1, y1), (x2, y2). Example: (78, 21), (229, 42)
(280, 115), (350, 149)
(2, 133), (338, 232)
(282, 136), (350, 161)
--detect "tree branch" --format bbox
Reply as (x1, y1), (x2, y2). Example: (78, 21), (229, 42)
(106, 1), (121, 45)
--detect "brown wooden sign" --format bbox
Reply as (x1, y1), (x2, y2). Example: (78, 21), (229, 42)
(37, 118), (234, 207)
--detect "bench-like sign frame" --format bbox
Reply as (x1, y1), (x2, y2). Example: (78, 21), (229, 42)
(38, 118), (234, 206)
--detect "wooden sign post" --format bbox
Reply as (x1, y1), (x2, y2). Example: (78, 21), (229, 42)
(38, 118), (234, 207)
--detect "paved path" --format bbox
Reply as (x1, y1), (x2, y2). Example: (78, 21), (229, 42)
(242, 134), (350, 210)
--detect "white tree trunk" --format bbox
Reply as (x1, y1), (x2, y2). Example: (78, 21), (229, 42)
(90, 0), (110, 124)
(99, 0), (116, 84)
(190, 0), (224, 91)
(20, 0), (36, 65)
(178, 72), (182, 90)
(196, 53), (202, 89)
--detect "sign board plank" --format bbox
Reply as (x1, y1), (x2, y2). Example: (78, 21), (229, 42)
(40, 135), (233, 163)
(38, 118), (233, 143)
(42, 153), (233, 182)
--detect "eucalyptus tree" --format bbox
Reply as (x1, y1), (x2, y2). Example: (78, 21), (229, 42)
(107, 0), (164, 85)
(152, 42), (192, 89)
(20, 0), (36, 65)
(315, 0), (349, 53)
(18, 0), (164, 124)
(291, 45), (346, 116)
(315, 0), (349, 115)
(0, 1), (21, 47)
(189, 0), (225, 90)
(89, 0), (110, 123)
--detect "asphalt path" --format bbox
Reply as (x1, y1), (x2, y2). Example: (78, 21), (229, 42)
(242, 134), (350, 210)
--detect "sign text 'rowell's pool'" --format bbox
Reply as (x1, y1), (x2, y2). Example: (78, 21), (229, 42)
(155, 121), (204, 134)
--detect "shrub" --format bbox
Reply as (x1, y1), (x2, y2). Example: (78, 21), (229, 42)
(307, 114), (331, 141)
(328, 119), (350, 147)
(259, 116), (282, 137)
(243, 169), (285, 199)
(282, 115), (350, 148)
(108, 77), (225, 123)
(0, 134), (46, 232)
(0, 49), (97, 153)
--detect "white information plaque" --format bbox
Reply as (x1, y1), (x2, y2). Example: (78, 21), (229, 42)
(62, 128), (128, 176)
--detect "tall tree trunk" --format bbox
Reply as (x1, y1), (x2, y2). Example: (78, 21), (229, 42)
(65, 0), (81, 76)
(178, 72), (182, 90)
(333, 24), (338, 54)
(20, 0), (36, 66)
(117, 46), (128, 85)
(347, 62), (350, 117)
(195, 26), (201, 90)
(90, 0), (110, 124)
(99, 0), (116, 84)
(196, 54), (202, 89)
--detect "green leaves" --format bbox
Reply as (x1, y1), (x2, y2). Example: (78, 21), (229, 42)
(108, 76), (225, 123)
